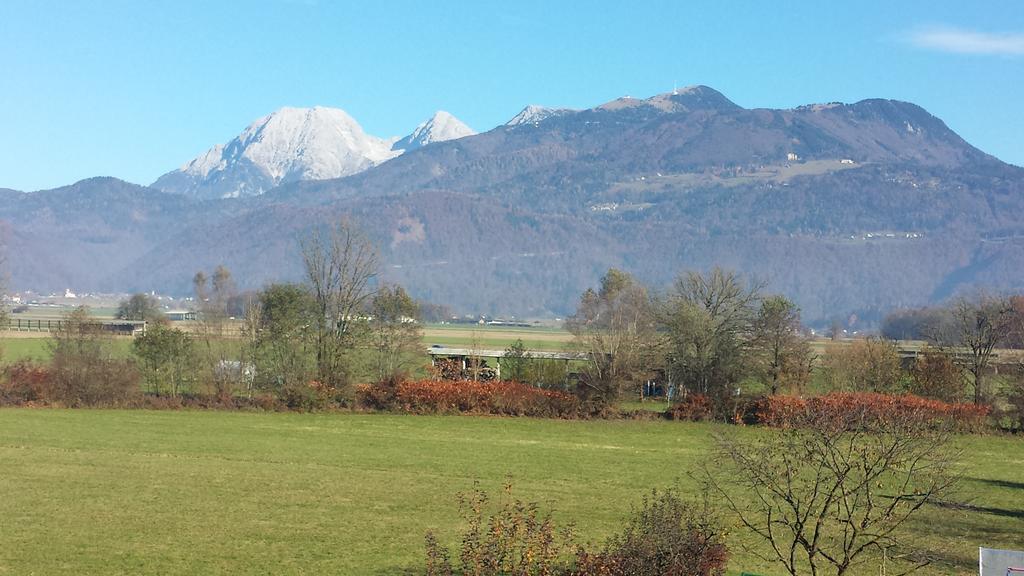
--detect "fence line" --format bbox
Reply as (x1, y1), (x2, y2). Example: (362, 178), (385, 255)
(4, 318), (146, 336)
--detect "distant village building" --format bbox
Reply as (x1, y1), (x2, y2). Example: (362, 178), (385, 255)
(64, 288), (77, 299)
(840, 158), (855, 164)
(786, 152), (800, 161)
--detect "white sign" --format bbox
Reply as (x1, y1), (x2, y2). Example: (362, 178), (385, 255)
(980, 547), (1024, 576)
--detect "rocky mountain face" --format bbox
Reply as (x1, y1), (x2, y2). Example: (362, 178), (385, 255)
(4, 86), (1023, 324)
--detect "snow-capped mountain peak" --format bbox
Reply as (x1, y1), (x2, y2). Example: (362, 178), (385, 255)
(505, 105), (575, 126)
(392, 111), (475, 152)
(153, 106), (400, 199)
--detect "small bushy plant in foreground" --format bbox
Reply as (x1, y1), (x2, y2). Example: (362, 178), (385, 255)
(424, 486), (729, 576)
(571, 489), (728, 576)
(425, 484), (572, 576)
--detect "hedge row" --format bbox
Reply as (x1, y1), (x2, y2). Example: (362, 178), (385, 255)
(668, 391), (990, 432)
(357, 379), (581, 418)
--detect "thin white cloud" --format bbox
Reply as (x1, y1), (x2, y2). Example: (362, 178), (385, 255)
(907, 25), (1024, 56)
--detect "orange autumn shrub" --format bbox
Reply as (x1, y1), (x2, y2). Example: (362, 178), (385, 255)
(0, 360), (55, 404)
(357, 378), (581, 418)
(754, 392), (989, 432)
(665, 394), (714, 422)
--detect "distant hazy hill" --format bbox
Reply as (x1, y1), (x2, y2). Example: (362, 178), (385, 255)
(4, 86), (1023, 324)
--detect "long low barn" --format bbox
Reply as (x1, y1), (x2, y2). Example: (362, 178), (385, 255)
(426, 346), (588, 380)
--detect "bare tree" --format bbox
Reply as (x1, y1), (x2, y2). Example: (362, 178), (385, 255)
(708, 410), (959, 576)
(300, 219), (379, 392)
(49, 307), (140, 406)
(467, 330), (484, 381)
(192, 265), (238, 397)
(240, 291), (263, 398)
(567, 269), (658, 407)
(822, 337), (904, 394)
(368, 284), (423, 382)
(952, 294), (1016, 405)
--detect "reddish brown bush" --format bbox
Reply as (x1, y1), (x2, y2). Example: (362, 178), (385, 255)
(1, 358), (142, 408)
(0, 360), (55, 404)
(357, 379), (581, 418)
(754, 392), (990, 432)
(665, 394), (714, 422)
(666, 394), (763, 425)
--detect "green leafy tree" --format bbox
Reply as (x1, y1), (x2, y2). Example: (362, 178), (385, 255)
(369, 284), (423, 382)
(251, 283), (316, 393)
(661, 268), (762, 397)
(502, 338), (531, 382)
(117, 293), (164, 322)
(133, 323), (194, 396)
(752, 295), (812, 395)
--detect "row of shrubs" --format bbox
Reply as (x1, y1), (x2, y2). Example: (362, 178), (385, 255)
(0, 359), (292, 411)
(0, 359), (583, 418)
(356, 378), (582, 418)
(0, 358), (996, 433)
(667, 391), (990, 432)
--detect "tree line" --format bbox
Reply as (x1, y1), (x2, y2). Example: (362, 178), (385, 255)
(566, 268), (1024, 417)
(25, 221), (426, 409)
(565, 268), (812, 408)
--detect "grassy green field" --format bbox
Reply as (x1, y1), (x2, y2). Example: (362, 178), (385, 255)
(0, 409), (1020, 575)
(0, 321), (576, 366)
(0, 337), (133, 364)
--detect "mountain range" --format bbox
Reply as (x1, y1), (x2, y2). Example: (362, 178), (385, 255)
(3, 85), (1023, 325)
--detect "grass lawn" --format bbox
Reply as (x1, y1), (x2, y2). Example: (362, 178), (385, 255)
(0, 410), (1021, 575)
(1, 337), (133, 364)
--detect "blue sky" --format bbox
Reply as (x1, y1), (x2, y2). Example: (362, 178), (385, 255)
(1, 0), (1021, 190)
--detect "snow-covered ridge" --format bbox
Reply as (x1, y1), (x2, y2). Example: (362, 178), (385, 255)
(154, 107), (473, 199)
(226, 106), (399, 182)
(505, 105), (575, 126)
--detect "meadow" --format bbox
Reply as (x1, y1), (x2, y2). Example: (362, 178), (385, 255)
(0, 322), (577, 368)
(0, 409), (1020, 575)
